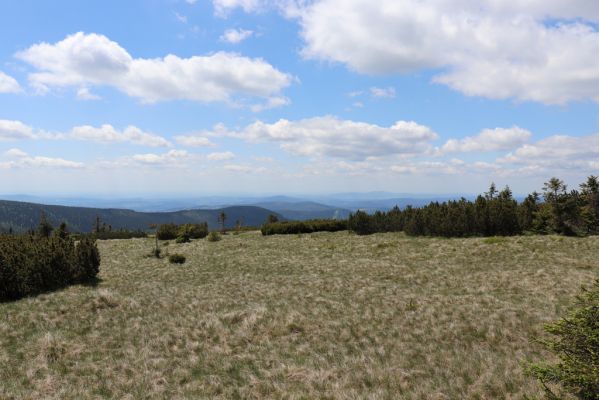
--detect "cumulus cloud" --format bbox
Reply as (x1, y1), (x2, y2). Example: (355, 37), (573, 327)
(70, 124), (171, 147)
(0, 119), (171, 147)
(175, 133), (216, 147)
(1, 148), (83, 169)
(213, 0), (266, 16)
(0, 71), (21, 93)
(220, 28), (254, 44)
(207, 151), (235, 161)
(76, 87), (101, 100)
(499, 133), (599, 172)
(370, 86), (395, 99)
(16, 32), (292, 106)
(250, 96), (290, 112)
(132, 150), (189, 165)
(0, 120), (35, 140)
(292, 0), (599, 104)
(212, 116), (438, 160)
(223, 163), (267, 173)
(440, 127), (532, 154)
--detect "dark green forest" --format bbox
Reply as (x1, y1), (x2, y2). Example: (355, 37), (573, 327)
(348, 176), (599, 237)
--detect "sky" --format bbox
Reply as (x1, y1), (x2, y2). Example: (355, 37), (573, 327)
(0, 0), (598, 196)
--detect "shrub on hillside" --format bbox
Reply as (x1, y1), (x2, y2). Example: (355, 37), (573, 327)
(175, 235), (190, 244)
(261, 219), (348, 236)
(178, 223), (208, 239)
(0, 234), (100, 301)
(156, 224), (178, 240)
(207, 231), (222, 242)
(168, 254), (186, 264)
(527, 280), (599, 399)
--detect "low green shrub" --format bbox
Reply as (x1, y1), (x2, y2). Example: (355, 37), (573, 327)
(527, 280), (599, 399)
(168, 254), (186, 264)
(0, 234), (100, 301)
(91, 230), (147, 240)
(156, 224), (178, 240)
(175, 235), (190, 244)
(207, 231), (222, 242)
(261, 219), (347, 236)
(178, 223), (208, 239)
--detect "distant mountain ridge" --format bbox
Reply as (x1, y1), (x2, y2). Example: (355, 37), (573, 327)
(0, 200), (284, 233)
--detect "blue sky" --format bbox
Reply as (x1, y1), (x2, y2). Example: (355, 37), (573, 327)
(0, 0), (598, 196)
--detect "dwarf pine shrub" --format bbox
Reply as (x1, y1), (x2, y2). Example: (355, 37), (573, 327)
(527, 280), (599, 399)
(156, 224), (178, 240)
(207, 231), (222, 242)
(168, 254), (186, 264)
(0, 234), (100, 301)
(261, 219), (347, 235)
(178, 223), (208, 239)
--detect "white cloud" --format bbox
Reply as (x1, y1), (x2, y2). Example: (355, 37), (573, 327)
(175, 133), (216, 147)
(220, 28), (254, 44)
(499, 133), (599, 172)
(76, 87), (101, 100)
(70, 124), (172, 147)
(16, 32), (292, 105)
(4, 148), (28, 158)
(0, 71), (21, 93)
(207, 151), (235, 161)
(174, 12), (188, 23)
(441, 127), (532, 153)
(213, 0), (266, 16)
(223, 163), (267, 173)
(293, 0), (599, 104)
(249, 96), (290, 112)
(370, 86), (395, 99)
(0, 120), (35, 140)
(0, 119), (171, 147)
(186, 0), (198, 4)
(212, 116), (438, 160)
(132, 150), (189, 165)
(1, 148), (83, 169)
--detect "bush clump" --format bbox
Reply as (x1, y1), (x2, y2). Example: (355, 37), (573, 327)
(0, 234), (100, 301)
(156, 224), (178, 240)
(527, 280), (599, 399)
(175, 235), (190, 244)
(157, 223), (209, 241)
(178, 223), (208, 239)
(261, 219), (347, 236)
(168, 254), (186, 264)
(207, 231), (222, 242)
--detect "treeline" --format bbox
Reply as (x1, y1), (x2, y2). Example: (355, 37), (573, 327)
(261, 219), (348, 235)
(0, 221), (100, 301)
(349, 176), (599, 237)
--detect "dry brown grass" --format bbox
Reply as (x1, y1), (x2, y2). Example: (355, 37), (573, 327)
(1, 232), (597, 399)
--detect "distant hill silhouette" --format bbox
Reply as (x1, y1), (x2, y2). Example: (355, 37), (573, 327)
(0, 200), (284, 233)
(249, 201), (351, 220)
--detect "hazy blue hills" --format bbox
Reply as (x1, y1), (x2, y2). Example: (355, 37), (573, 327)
(0, 192), (507, 232)
(0, 200), (284, 233)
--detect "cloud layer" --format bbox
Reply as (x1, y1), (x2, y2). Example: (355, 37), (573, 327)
(440, 127), (532, 154)
(212, 116), (438, 160)
(0, 71), (21, 93)
(288, 0), (599, 104)
(16, 32), (292, 106)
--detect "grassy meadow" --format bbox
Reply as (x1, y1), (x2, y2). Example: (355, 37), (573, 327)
(1, 231), (597, 399)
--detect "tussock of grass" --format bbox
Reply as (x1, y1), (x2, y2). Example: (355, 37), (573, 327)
(0, 232), (597, 398)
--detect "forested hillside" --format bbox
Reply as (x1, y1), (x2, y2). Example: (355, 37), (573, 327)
(0, 200), (283, 233)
